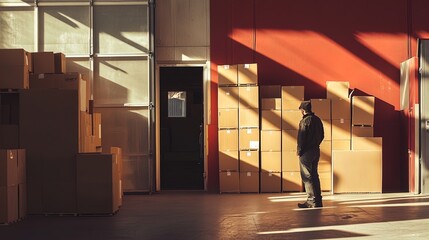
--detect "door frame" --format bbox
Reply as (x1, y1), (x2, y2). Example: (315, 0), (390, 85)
(155, 62), (211, 191)
(419, 39), (429, 194)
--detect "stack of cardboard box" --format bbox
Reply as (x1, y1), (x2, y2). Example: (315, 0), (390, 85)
(217, 63), (260, 193)
(0, 48), (121, 215)
(259, 85), (282, 193)
(281, 86), (305, 192)
(238, 64), (259, 193)
(0, 149), (26, 224)
(218, 65), (240, 193)
(333, 99), (382, 193)
(330, 82), (383, 193)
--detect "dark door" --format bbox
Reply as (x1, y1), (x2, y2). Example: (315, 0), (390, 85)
(160, 67), (204, 189)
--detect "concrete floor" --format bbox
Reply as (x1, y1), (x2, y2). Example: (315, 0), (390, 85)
(1, 192), (429, 240)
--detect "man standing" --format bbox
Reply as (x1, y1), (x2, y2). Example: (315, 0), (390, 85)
(297, 101), (324, 208)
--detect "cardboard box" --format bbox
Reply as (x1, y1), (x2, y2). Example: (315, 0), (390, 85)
(322, 119), (332, 141)
(332, 140), (351, 150)
(238, 63), (258, 85)
(260, 85), (281, 98)
(26, 52), (33, 73)
(331, 98), (351, 120)
(29, 72), (87, 112)
(32, 52), (55, 74)
(282, 100), (302, 111)
(93, 113), (102, 147)
(218, 129), (238, 151)
(261, 110), (281, 130)
(282, 171), (302, 192)
(282, 86), (304, 101)
(0, 149), (18, 187)
(218, 108), (238, 129)
(0, 65), (29, 89)
(80, 111), (96, 153)
(239, 172), (259, 193)
(333, 150), (382, 193)
(0, 51), (29, 88)
(320, 171), (332, 192)
(219, 150), (239, 171)
(54, 52), (66, 74)
(261, 151), (281, 172)
(19, 89), (79, 189)
(282, 130), (298, 152)
(219, 171), (239, 193)
(261, 98), (282, 110)
(239, 128), (259, 150)
(352, 137), (382, 151)
(282, 110), (302, 130)
(332, 119), (351, 140)
(239, 85), (259, 109)
(352, 126), (374, 137)
(218, 65), (237, 86)
(327, 81), (349, 100)
(311, 99), (331, 120)
(319, 141), (332, 172)
(76, 153), (119, 214)
(239, 150), (259, 172)
(239, 108), (259, 128)
(0, 185), (19, 223)
(0, 48), (28, 66)
(109, 147), (123, 207)
(260, 172), (281, 193)
(352, 96), (375, 125)
(282, 151), (300, 172)
(218, 86), (239, 109)
(260, 130), (281, 152)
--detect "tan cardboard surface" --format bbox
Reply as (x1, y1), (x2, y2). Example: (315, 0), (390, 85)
(239, 108), (259, 128)
(282, 171), (303, 192)
(239, 150), (259, 172)
(218, 108), (238, 129)
(239, 85), (259, 109)
(261, 151), (281, 172)
(260, 130), (281, 152)
(218, 65), (237, 86)
(238, 63), (258, 85)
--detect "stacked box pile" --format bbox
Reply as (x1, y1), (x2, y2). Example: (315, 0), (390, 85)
(217, 63), (260, 193)
(238, 64), (259, 193)
(259, 85), (282, 193)
(281, 86), (305, 192)
(0, 48), (121, 215)
(329, 82), (383, 193)
(218, 64), (240, 193)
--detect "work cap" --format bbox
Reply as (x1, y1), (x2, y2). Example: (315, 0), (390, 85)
(298, 101), (312, 112)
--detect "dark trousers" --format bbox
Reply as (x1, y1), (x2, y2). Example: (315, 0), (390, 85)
(299, 148), (322, 206)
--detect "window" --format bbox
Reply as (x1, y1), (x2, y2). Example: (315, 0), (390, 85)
(168, 91), (186, 117)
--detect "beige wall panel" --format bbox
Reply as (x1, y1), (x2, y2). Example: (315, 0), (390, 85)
(175, 0), (209, 46)
(155, 0), (175, 46)
(174, 47), (209, 61)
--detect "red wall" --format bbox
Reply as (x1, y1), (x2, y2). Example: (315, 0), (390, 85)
(208, 0), (425, 192)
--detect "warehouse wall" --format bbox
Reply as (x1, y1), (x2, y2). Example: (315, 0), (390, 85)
(208, 0), (424, 192)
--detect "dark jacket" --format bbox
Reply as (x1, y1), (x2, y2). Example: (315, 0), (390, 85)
(297, 112), (324, 156)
